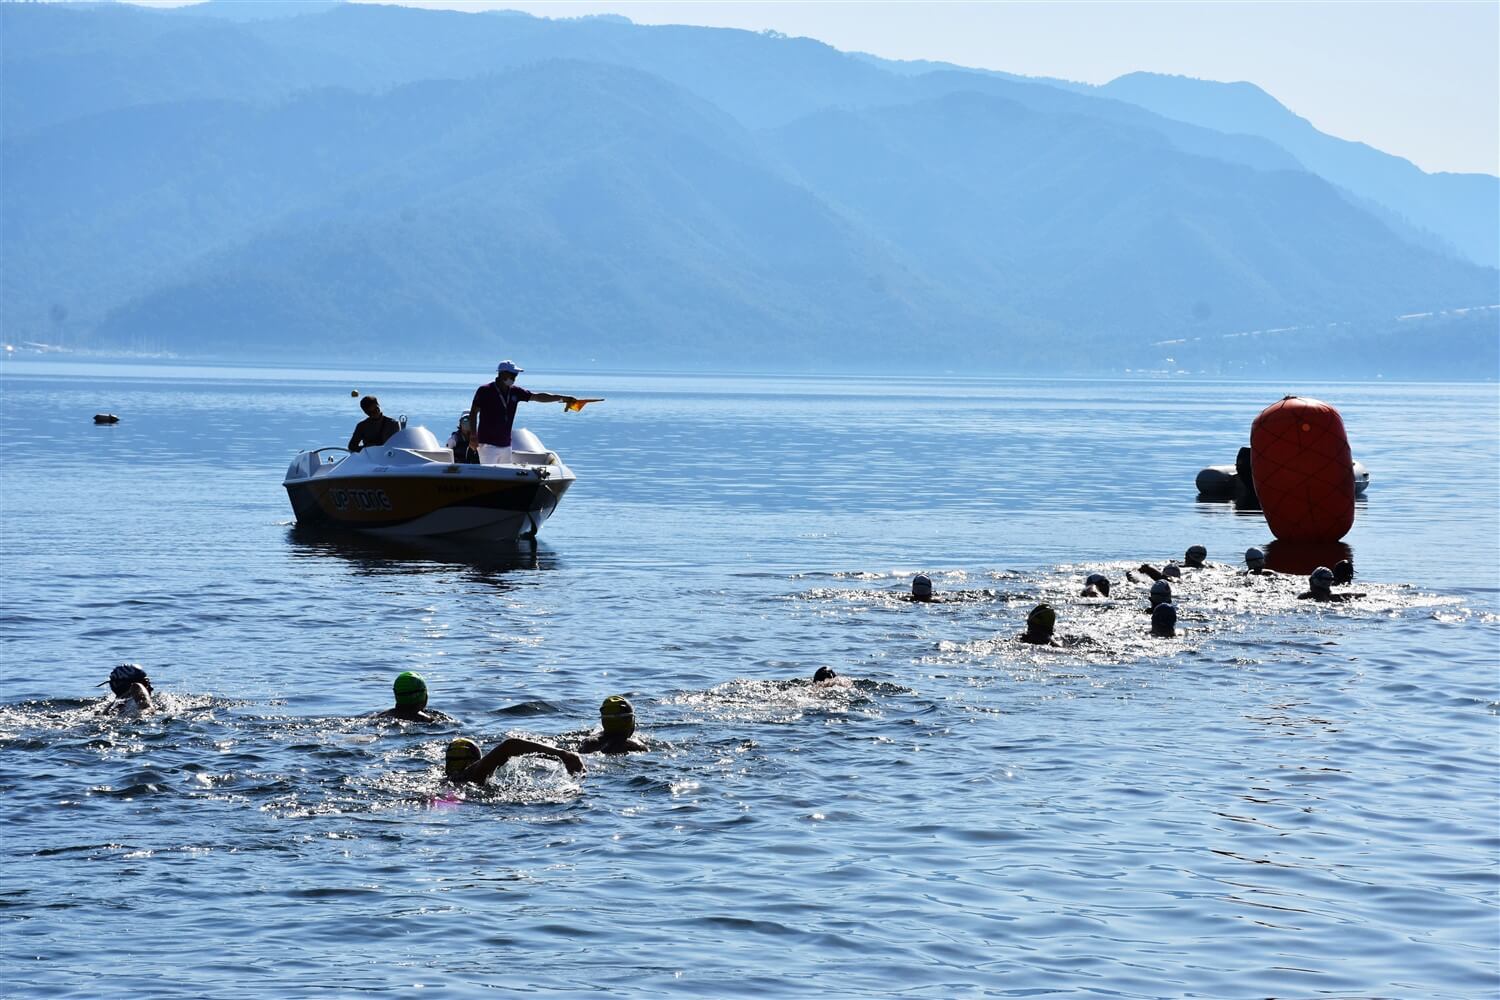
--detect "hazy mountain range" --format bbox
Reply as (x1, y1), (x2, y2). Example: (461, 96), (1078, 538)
(2, 0), (1495, 375)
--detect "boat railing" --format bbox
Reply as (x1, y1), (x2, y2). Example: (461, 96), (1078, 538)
(300, 447), (348, 478)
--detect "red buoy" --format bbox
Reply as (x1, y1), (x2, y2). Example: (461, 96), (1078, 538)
(1250, 396), (1356, 543)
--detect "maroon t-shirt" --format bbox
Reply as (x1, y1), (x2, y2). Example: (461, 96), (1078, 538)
(471, 381), (534, 446)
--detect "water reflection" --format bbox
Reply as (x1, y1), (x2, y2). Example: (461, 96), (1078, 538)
(1263, 541), (1354, 576)
(286, 525), (560, 579)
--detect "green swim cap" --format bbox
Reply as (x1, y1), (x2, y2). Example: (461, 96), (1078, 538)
(600, 695), (635, 735)
(445, 738), (481, 779)
(1027, 603), (1057, 632)
(393, 671), (427, 708)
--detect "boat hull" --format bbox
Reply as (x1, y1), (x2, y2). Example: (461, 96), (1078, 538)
(285, 470), (571, 540)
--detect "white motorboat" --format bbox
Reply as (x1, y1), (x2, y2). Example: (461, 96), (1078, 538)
(283, 424), (574, 540)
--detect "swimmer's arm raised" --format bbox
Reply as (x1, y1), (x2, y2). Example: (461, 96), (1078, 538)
(462, 738), (585, 781)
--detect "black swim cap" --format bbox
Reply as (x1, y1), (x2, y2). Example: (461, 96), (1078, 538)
(1084, 573), (1110, 597)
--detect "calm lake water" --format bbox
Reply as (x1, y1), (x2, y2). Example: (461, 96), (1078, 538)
(2, 361), (1497, 999)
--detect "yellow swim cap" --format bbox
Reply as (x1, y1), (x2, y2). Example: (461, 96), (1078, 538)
(445, 738), (481, 779)
(600, 695), (635, 736)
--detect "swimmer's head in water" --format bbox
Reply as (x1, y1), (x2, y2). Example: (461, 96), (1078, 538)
(444, 738), (481, 779)
(1184, 545), (1207, 567)
(1333, 559), (1354, 584)
(103, 663), (150, 697)
(1310, 566), (1335, 592)
(1151, 603), (1178, 637)
(1244, 547), (1266, 570)
(813, 666), (838, 682)
(1026, 603), (1057, 636)
(911, 574), (933, 601)
(1084, 573), (1111, 597)
(1149, 580), (1172, 607)
(1161, 563), (1182, 579)
(600, 695), (636, 736)
(393, 671), (428, 709)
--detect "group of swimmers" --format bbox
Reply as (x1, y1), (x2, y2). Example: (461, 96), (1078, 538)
(907, 546), (1364, 647)
(93, 544), (1361, 780)
(95, 664), (653, 787)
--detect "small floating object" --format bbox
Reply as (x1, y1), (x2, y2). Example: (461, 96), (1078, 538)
(350, 389), (360, 397)
(93, 413), (119, 424)
(1250, 395), (1356, 543)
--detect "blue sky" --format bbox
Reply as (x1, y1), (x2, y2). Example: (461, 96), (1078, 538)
(137, 1), (1499, 175)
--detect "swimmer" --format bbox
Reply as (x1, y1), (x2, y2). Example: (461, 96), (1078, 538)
(1241, 546), (1277, 576)
(378, 671), (454, 723)
(1161, 563), (1182, 580)
(443, 735), (584, 784)
(909, 574), (934, 602)
(1150, 603), (1178, 638)
(1146, 579), (1172, 612)
(1080, 573), (1111, 598)
(1134, 562), (1182, 581)
(1015, 603), (1094, 647)
(1298, 567), (1365, 603)
(1182, 545), (1208, 569)
(1017, 603), (1059, 646)
(99, 663), (154, 712)
(1332, 559), (1355, 585)
(578, 695), (648, 755)
(811, 665), (854, 688)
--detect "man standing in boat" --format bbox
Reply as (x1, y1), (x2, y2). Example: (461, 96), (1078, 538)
(468, 360), (579, 465)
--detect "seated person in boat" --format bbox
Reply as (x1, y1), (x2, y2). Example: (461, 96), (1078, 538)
(378, 672), (454, 723)
(579, 696), (648, 754)
(445, 414), (480, 464)
(444, 736), (584, 784)
(348, 395), (400, 452)
(100, 663), (155, 713)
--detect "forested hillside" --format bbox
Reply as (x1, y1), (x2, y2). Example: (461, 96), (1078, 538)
(2, 2), (1495, 375)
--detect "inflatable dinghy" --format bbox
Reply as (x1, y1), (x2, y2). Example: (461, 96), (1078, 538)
(1197, 457), (1368, 501)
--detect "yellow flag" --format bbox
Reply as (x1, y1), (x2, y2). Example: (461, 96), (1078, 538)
(565, 398), (604, 412)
